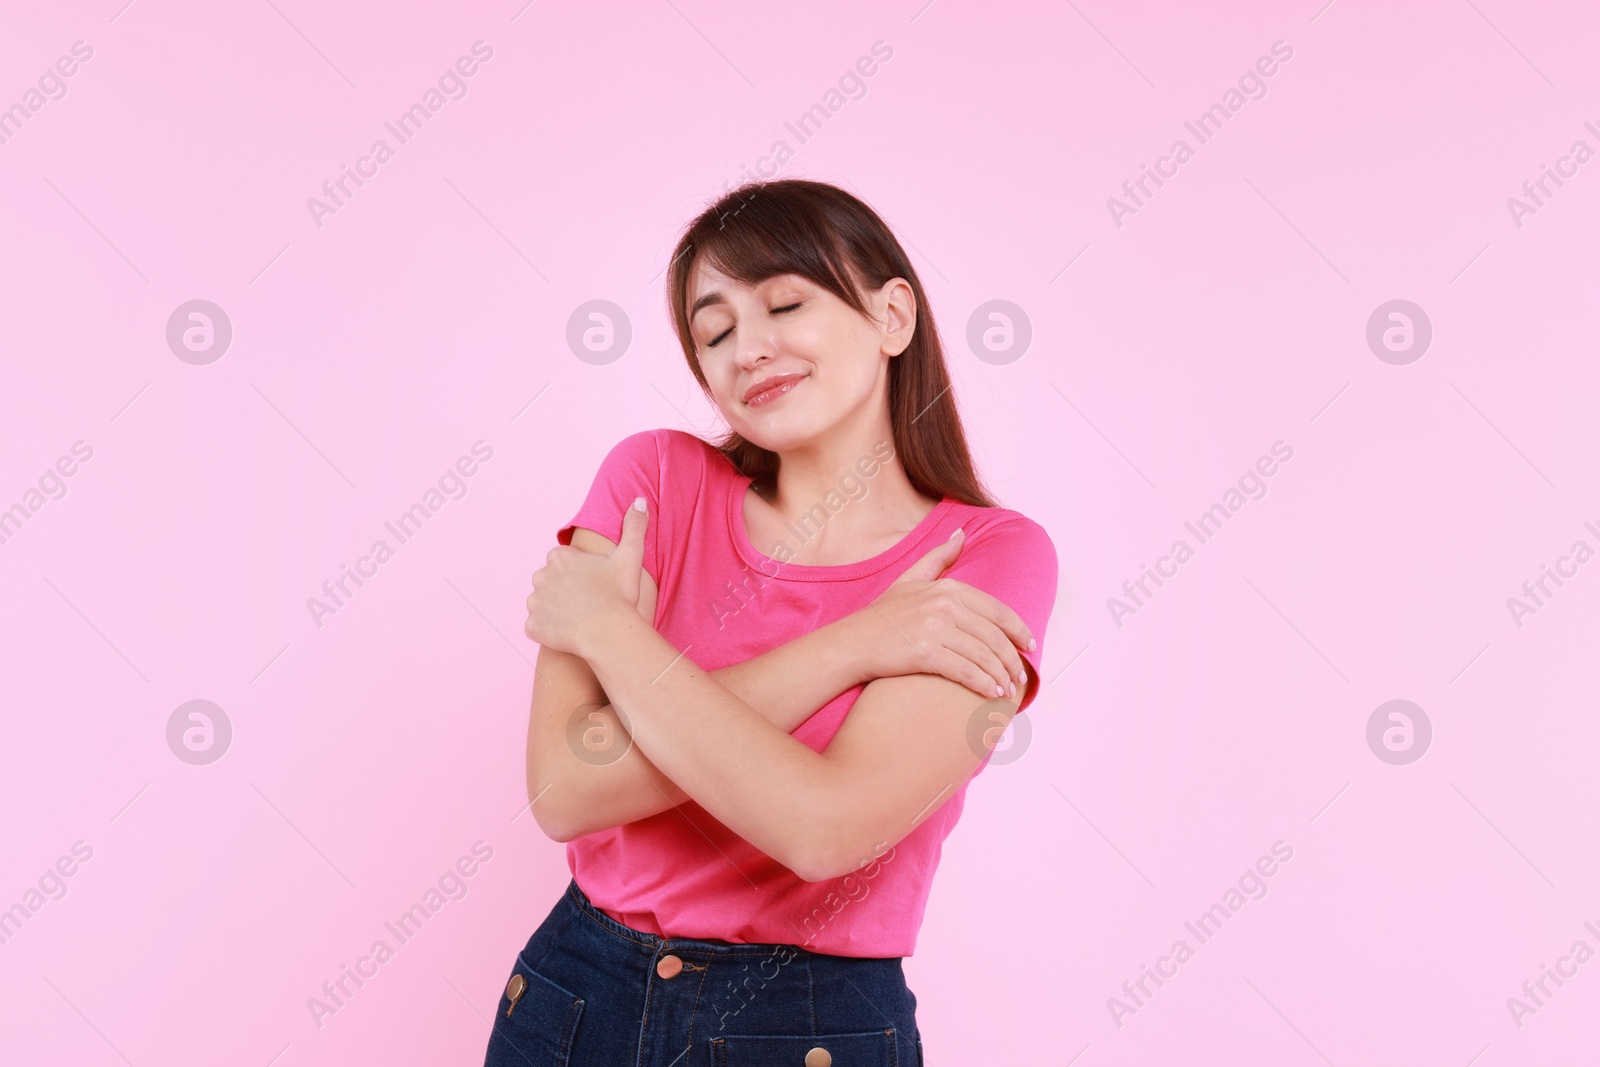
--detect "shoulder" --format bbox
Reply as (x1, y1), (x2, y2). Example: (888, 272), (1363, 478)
(602, 427), (666, 460)
(606, 428), (722, 461)
(933, 504), (1060, 637)
(943, 504), (1058, 576)
(594, 428), (720, 470)
(934, 505), (1061, 703)
(586, 430), (733, 506)
(655, 428), (722, 462)
(650, 429), (738, 488)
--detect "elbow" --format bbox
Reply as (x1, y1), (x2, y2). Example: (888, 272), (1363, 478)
(792, 858), (845, 884)
(790, 842), (869, 884)
(783, 778), (874, 883)
(787, 849), (834, 884)
(790, 818), (900, 883)
(527, 777), (580, 843)
(785, 820), (862, 884)
(534, 811), (578, 844)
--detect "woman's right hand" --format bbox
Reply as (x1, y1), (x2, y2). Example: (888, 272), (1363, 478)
(843, 528), (1036, 700)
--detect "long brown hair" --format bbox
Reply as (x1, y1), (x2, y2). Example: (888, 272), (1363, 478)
(665, 178), (998, 509)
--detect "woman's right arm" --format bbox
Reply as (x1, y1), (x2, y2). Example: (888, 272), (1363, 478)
(525, 526), (882, 840)
(524, 525), (1034, 842)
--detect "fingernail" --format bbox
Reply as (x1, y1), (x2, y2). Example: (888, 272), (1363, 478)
(1008, 682), (1016, 697)
(1027, 637), (1036, 651)
(948, 527), (963, 541)
(632, 496), (646, 512)
(994, 684), (1004, 697)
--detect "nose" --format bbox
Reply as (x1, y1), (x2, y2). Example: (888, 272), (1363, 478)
(732, 318), (780, 370)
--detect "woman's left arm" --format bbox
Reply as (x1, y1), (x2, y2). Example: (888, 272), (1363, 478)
(578, 606), (1026, 882)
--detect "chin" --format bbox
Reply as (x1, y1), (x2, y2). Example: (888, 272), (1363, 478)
(733, 421), (816, 454)
(725, 392), (837, 452)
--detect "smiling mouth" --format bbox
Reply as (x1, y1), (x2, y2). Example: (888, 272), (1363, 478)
(744, 374), (806, 407)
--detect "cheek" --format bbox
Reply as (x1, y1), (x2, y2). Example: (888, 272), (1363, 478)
(706, 363), (740, 401)
(700, 368), (744, 416)
(834, 352), (882, 397)
(692, 350), (726, 386)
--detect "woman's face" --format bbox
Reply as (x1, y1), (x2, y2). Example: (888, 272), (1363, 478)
(686, 260), (915, 454)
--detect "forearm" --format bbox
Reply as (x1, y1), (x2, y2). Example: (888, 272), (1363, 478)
(532, 615), (869, 840)
(711, 614), (871, 733)
(578, 609), (837, 878)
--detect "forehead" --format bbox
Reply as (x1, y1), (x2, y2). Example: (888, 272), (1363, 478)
(686, 262), (809, 314)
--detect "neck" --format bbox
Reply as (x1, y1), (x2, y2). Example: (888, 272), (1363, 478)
(758, 418), (938, 551)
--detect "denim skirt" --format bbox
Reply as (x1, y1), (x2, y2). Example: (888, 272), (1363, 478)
(481, 879), (923, 1067)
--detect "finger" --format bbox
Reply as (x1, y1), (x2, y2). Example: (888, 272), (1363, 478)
(615, 496), (649, 565)
(957, 611), (1028, 690)
(893, 527), (964, 584)
(931, 580), (1030, 683)
(949, 580), (1035, 655)
(927, 641), (1013, 701)
(938, 628), (1017, 697)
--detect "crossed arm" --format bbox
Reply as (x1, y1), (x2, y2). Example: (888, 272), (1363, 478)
(525, 526), (887, 842)
(525, 522), (1037, 882)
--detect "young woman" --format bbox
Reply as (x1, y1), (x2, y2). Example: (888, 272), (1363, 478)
(483, 179), (1058, 1066)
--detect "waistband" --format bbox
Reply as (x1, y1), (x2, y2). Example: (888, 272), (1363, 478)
(562, 878), (817, 959)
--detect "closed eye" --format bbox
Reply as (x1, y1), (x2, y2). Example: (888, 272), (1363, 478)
(706, 302), (803, 349)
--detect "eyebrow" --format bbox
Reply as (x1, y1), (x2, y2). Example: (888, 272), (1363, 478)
(689, 292), (726, 319)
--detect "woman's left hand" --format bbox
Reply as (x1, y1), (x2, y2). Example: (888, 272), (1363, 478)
(524, 496), (651, 656)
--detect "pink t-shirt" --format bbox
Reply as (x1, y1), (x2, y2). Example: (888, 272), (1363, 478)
(554, 428), (1058, 957)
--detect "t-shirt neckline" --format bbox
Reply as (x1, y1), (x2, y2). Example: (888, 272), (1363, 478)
(725, 466), (956, 582)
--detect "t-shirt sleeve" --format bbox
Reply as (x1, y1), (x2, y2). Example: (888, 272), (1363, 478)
(556, 430), (663, 583)
(937, 515), (1060, 716)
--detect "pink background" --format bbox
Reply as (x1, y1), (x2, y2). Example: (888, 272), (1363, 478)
(3, 0), (1597, 1063)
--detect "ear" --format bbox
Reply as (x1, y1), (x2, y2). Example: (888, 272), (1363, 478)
(876, 277), (917, 357)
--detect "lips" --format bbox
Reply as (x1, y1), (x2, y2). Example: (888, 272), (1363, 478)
(743, 373), (807, 406)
